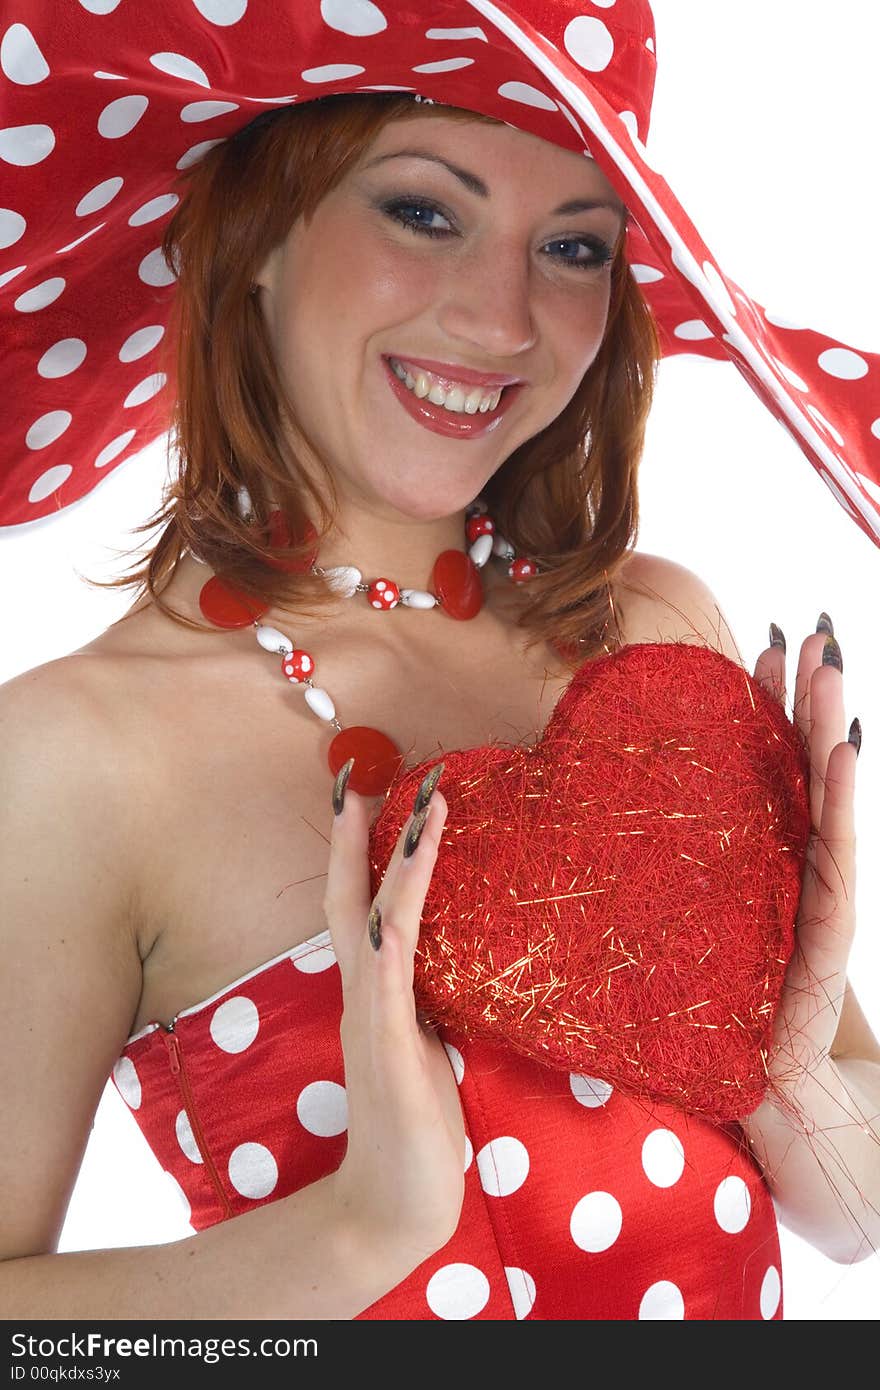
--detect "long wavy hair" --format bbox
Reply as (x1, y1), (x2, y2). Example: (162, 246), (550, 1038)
(88, 93), (662, 668)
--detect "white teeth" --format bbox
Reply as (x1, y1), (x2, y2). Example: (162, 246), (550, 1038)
(389, 357), (506, 415)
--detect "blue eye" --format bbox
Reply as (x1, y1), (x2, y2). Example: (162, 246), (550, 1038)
(381, 198), (613, 271)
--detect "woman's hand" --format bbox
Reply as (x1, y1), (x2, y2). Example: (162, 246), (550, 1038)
(322, 764), (466, 1275)
(753, 617), (860, 1080)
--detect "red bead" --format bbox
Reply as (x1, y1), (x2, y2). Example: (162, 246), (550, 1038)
(465, 514), (495, 544)
(432, 549), (483, 620)
(265, 510), (318, 574)
(281, 650), (315, 683)
(366, 578), (400, 610)
(199, 575), (268, 628)
(509, 557), (539, 584)
(329, 727), (404, 797)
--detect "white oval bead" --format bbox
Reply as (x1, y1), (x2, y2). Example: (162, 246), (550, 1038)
(235, 484), (254, 521)
(469, 534), (493, 568)
(322, 564), (362, 597)
(255, 624), (294, 655)
(400, 588), (437, 609)
(304, 685), (336, 722)
(492, 533), (515, 561)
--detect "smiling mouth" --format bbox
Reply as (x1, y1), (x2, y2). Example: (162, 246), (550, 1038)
(387, 356), (509, 415)
(382, 356), (523, 438)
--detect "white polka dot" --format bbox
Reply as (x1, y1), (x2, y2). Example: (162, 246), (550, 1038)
(1, 24), (49, 85)
(0, 264), (25, 290)
(289, 936), (337, 973)
(0, 207), (25, 250)
(128, 193), (179, 227)
(296, 1080), (348, 1137)
(301, 63), (366, 84)
(641, 1130), (685, 1188)
(0, 123), (55, 166)
(162, 1169), (192, 1223)
(702, 261), (737, 319)
(209, 995), (260, 1053)
(463, 1135), (473, 1172)
(176, 139), (224, 170)
(76, 176), (123, 217)
(476, 1136), (529, 1197)
(119, 325), (164, 363)
(321, 0), (387, 36)
(760, 1264), (781, 1319)
(228, 1142), (278, 1199)
(504, 1266), (536, 1319)
(443, 1042), (465, 1084)
(554, 100), (586, 142)
(29, 464), (72, 503)
(95, 430), (136, 468)
(139, 248), (176, 286)
(871, 418), (880, 441)
(175, 1108), (203, 1163)
(646, 36), (655, 53)
(150, 52), (211, 88)
(674, 319), (714, 341)
(569, 1074), (613, 1108)
(425, 1264), (490, 1320)
(412, 57), (474, 74)
(122, 372), (167, 408)
(806, 405), (845, 446)
(770, 357), (809, 391)
(112, 1056), (141, 1109)
(818, 347), (869, 380)
(78, 0), (123, 13)
(618, 109), (639, 141)
(425, 26), (487, 41)
(37, 338), (86, 378)
(670, 243), (704, 290)
(180, 100), (240, 123)
(639, 1280), (685, 1319)
(497, 80), (557, 111)
(564, 16), (615, 72)
(590, 0), (617, 6)
(26, 410), (72, 450)
(713, 1175), (751, 1234)
(14, 276), (65, 312)
(763, 308), (806, 330)
(98, 95), (148, 139)
(570, 1191), (622, 1252)
(192, 0), (248, 24)
(630, 263), (664, 284)
(56, 224), (105, 255)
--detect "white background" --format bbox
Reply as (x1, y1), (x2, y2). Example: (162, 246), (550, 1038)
(1, 1), (878, 1319)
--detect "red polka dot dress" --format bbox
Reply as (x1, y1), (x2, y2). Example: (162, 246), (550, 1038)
(113, 930), (783, 1320)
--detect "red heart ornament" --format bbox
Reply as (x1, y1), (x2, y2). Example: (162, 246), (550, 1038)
(368, 642), (812, 1122)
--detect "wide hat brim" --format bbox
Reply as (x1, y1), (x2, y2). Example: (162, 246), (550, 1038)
(2, 0), (878, 544)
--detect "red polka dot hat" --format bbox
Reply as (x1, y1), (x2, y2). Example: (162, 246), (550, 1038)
(2, 0), (878, 539)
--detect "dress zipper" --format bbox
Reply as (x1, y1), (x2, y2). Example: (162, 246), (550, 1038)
(161, 1023), (233, 1220)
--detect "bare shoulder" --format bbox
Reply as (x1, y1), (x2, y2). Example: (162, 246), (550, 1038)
(612, 550), (745, 668)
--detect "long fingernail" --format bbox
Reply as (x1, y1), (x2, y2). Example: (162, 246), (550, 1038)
(816, 612), (834, 636)
(822, 635), (843, 673)
(332, 756), (356, 816)
(848, 717), (861, 756)
(368, 903), (382, 951)
(413, 761), (445, 817)
(403, 805), (430, 859)
(769, 622), (786, 652)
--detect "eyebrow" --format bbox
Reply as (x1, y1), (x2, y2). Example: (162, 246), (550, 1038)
(362, 148), (628, 221)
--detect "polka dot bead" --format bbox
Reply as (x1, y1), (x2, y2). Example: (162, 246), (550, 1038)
(425, 1264), (490, 1320)
(281, 649), (315, 684)
(465, 513), (495, 544)
(367, 578), (400, 609)
(508, 557), (538, 583)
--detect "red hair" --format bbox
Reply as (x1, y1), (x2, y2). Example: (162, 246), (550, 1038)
(89, 94), (662, 667)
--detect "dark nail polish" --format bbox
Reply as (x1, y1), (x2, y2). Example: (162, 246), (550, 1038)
(769, 622), (786, 653)
(848, 717), (861, 756)
(413, 761), (445, 817)
(816, 612), (834, 637)
(403, 805), (430, 859)
(332, 756), (356, 816)
(368, 903), (382, 951)
(822, 635), (843, 673)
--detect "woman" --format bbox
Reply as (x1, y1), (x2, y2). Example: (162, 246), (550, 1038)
(1, 1), (878, 1320)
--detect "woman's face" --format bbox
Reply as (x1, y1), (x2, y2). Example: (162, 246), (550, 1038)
(254, 111), (627, 523)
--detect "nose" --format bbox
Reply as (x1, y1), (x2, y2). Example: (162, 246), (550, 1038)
(434, 235), (537, 361)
